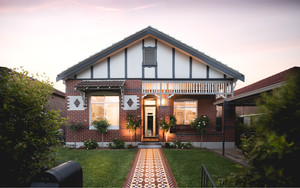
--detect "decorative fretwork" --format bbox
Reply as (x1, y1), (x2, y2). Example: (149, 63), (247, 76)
(142, 80), (234, 106)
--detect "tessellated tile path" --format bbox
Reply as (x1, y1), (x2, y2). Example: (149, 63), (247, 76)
(123, 149), (177, 188)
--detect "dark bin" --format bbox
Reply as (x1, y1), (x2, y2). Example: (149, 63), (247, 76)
(31, 161), (83, 187)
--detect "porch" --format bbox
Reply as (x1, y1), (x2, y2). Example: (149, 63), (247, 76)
(140, 80), (235, 142)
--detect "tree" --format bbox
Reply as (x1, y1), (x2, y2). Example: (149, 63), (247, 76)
(126, 115), (141, 145)
(228, 72), (300, 187)
(0, 68), (65, 186)
(190, 115), (209, 148)
(93, 119), (110, 148)
(66, 122), (83, 148)
(159, 118), (172, 143)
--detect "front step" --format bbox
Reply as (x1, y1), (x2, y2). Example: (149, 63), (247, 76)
(142, 137), (159, 142)
(138, 142), (162, 149)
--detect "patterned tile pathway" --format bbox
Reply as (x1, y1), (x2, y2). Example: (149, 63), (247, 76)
(123, 149), (177, 188)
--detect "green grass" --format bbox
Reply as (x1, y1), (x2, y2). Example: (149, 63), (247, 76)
(163, 149), (241, 187)
(56, 147), (137, 187)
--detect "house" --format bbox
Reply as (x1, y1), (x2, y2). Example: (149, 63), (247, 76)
(215, 66), (300, 125)
(47, 89), (66, 118)
(56, 27), (244, 148)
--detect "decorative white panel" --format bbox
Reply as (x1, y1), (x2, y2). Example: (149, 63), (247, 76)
(144, 67), (155, 78)
(144, 37), (155, 47)
(175, 50), (189, 78)
(210, 67), (223, 78)
(192, 59), (206, 78)
(68, 96), (85, 110)
(123, 95), (139, 110)
(128, 42), (142, 78)
(94, 60), (107, 78)
(110, 51), (125, 78)
(157, 41), (172, 78)
(77, 68), (90, 79)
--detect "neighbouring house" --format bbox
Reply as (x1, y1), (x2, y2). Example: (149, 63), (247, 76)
(215, 66), (300, 126)
(56, 27), (244, 148)
(47, 89), (66, 118)
(0, 67), (66, 117)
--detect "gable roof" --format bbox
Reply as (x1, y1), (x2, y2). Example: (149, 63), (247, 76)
(56, 26), (244, 82)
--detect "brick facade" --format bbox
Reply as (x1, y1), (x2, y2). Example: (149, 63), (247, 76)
(65, 79), (236, 145)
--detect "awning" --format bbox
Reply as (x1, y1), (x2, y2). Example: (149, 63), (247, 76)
(214, 82), (283, 106)
(74, 80), (125, 107)
(75, 80), (125, 90)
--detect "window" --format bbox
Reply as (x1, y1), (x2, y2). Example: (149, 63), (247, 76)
(90, 96), (119, 129)
(174, 100), (197, 125)
(144, 47), (156, 65)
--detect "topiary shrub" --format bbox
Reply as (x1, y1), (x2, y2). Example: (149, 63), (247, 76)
(83, 139), (98, 150)
(108, 138), (125, 149)
(190, 115), (209, 148)
(0, 68), (65, 186)
(93, 119), (110, 148)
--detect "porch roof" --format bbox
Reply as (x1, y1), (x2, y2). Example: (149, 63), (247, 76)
(75, 80), (125, 90)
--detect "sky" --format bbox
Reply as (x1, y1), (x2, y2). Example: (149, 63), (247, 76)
(1, 0), (300, 92)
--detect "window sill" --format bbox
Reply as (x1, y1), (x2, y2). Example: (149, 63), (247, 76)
(89, 125), (119, 130)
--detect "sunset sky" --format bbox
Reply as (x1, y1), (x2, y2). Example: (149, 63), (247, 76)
(1, 0), (300, 92)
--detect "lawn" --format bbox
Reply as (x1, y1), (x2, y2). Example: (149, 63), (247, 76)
(163, 149), (241, 187)
(56, 147), (137, 187)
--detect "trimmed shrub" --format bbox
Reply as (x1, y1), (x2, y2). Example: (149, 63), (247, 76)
(108, 138), (125, 149)
(83, 139), (98, 150)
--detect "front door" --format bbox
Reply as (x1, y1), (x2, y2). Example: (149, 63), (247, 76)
(144, 106), (156, 137)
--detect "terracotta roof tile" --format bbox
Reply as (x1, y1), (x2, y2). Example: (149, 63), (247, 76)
(234, 67), (299, 96)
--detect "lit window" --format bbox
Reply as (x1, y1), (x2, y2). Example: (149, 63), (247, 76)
(174, 100), (197, 125)
(90, 96), (119, 129)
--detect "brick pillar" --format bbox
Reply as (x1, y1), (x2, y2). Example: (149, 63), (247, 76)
(158, 106), (171, 142)
(222, 103), (236, 142)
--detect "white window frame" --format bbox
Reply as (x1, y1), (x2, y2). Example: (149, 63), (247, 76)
(89, 93), (120, 130)
(174, 99), (198, 125)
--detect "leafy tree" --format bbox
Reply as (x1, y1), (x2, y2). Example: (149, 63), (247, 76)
(0, 68), (65, 186)
(126, 114), (141, 144)
(228, 71), (300, 187)
(93, 119), (110, 148)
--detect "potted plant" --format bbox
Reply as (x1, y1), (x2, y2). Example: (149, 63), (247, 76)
(126, 115), (141, 145)
(93, 119), (110, 148)
(66, 122), (83, 148)
(190, 115), (209, 148)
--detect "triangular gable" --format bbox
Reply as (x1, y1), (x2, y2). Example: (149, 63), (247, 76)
(57, 26), (244, 81)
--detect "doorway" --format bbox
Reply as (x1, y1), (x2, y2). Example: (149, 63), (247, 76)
(144, 99), (157, 138)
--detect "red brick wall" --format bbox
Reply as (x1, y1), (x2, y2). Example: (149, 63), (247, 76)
(120, 80), (142, 142)
(47, 94), (66, 117)
(65, 79), (235, 143)
(65, 80), (122, 142)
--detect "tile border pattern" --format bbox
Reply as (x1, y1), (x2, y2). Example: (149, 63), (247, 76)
(123, 149), (177, 188)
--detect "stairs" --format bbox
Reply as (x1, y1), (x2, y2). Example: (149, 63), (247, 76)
(138, 142), (162, 149)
